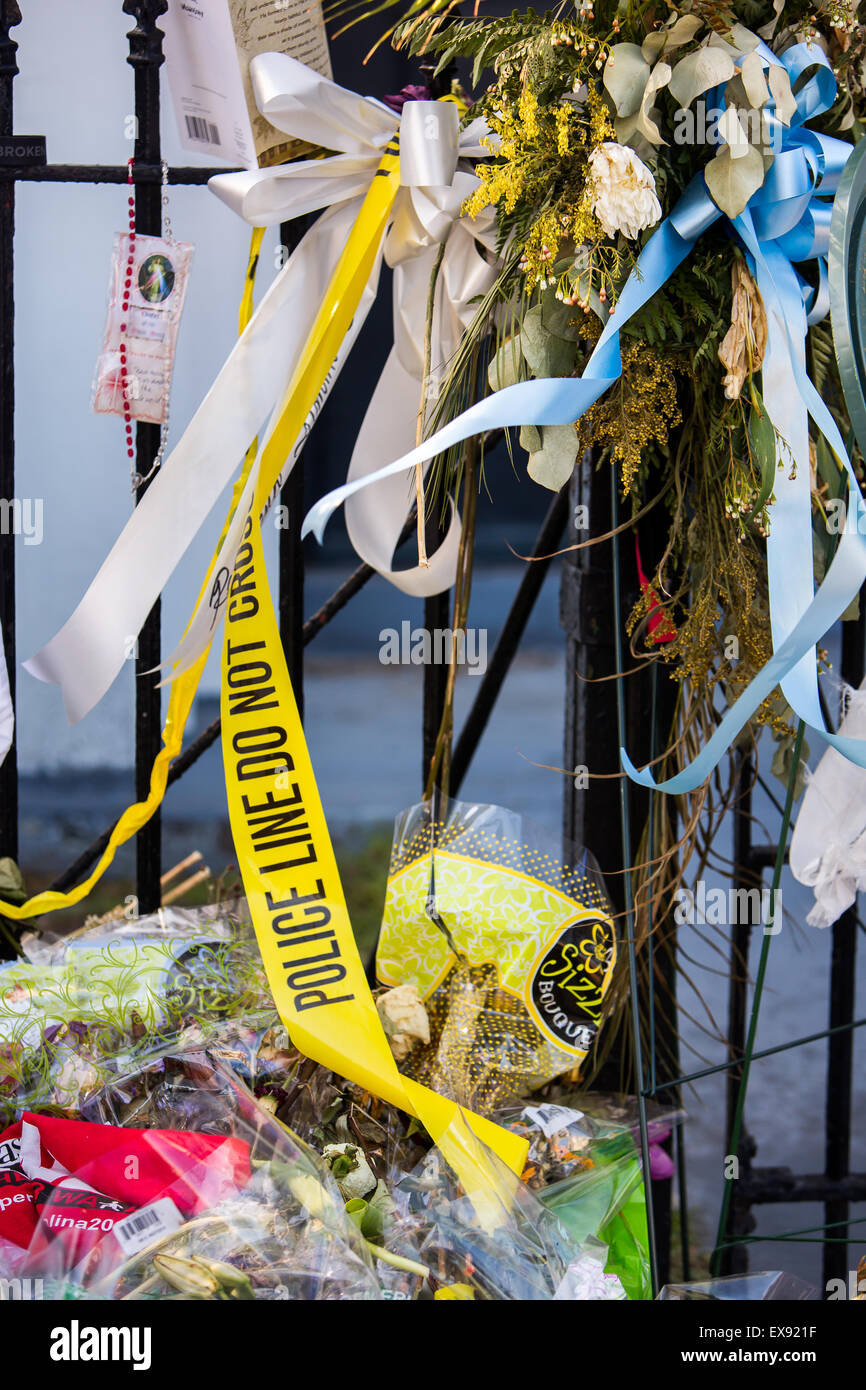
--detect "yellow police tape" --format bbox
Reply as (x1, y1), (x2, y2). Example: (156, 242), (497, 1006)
(1, 134), (527, 1186)
(222, 476), (527, 1184)
(1, 131), (401, 923)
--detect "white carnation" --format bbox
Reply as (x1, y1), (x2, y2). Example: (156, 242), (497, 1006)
(376, 983), (430, 1063)
(589, 142), (662, 241)
(322, 1143), (377, 1201)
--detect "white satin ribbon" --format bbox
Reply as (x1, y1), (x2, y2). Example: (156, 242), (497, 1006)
(24, 201), (369, 723)
(209, 55), (500, 600)
(790, 677), (866, 928)
(25, 55), (498, 722)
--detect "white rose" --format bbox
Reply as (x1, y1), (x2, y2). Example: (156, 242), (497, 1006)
(589, 142), (662, 241)
(376, 983), (430, 1063)
(322, 1143), (377, 1201)
(51, 1051), (100, 1109)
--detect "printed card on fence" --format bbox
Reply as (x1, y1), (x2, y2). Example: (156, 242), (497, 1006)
(92, 233), (194, 427)
(162, 0), (332, 170)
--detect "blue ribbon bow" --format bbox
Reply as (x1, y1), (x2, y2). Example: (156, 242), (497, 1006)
(304, 42), (865, 793)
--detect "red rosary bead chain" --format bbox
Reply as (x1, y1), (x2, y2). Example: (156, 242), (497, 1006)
(119, 156), (137, 462)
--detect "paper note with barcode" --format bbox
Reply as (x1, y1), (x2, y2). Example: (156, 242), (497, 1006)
(162, 0), (332, 169)
(521, 1103), (586, 1139)
(113, 1197), (184, 1257)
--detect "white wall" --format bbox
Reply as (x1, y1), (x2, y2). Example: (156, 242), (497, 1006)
(11, 0), (281, 770)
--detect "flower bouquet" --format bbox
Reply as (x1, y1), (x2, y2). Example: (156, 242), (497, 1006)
(0, 904), (655, 1300)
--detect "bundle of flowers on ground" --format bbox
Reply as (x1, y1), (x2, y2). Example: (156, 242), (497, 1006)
(0, 902), (665, 1300)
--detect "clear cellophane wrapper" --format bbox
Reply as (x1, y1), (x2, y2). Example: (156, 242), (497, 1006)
(375, 799), (618, 1114)
(1, 903), (653, 1299)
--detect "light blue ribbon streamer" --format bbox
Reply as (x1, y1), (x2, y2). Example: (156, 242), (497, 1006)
(303, 42), (862, 794)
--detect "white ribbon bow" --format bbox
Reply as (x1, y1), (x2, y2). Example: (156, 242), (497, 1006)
(210, 53), (499, 600)
(25, 56), (498, 723)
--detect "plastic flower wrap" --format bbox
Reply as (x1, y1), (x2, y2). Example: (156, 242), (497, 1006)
(0, 902), (658, 1300)
(375, 799), (617, 1113)
(2, 1051), (379, 1301)
(0, 902), (272, 1123)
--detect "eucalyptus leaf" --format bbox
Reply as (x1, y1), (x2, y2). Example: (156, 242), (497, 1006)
(541, 292), (582, 341)
(617, 60), (671, 146)
(527, 424), (578, 491)
(704, 141), (765, 217)
(669, 46), (735, 110)
(767, 63), (797, 125)
(740, 51), (770, 109)
(757, 0), (785, 42)
(729, 24), (761, 54)
(747, 387), (778, 515)
(707, 25), (760, 58)
(488, 335), (524, 391)
(640, 14), (702, 64)
(603, 43), (650, 118)
(520, 305), (577, 377)
(520, 422), (542, 454)
(717, 106), (750, 158)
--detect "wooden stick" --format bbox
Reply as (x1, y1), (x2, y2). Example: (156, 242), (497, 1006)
(162, 866), (211, 906)
(160, 850), (202, 888)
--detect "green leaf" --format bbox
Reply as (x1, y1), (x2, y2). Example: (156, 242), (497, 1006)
(641, 14), (703, 64)
(527, 424), (578, 490)
(747, 388), (777, 515)
(520, 305), (577, 377)
(704, 142), (765, 218)
(520, 422), (542, 453)
(669, 45), (735, 109)
(540, 292), (582, 341)
(488, 335), (524, 391)
(815, 434), (845, 500)
(603, 43), (651, 118)
(0, 858), (26, 906)
(344, 1196), (385, 1244)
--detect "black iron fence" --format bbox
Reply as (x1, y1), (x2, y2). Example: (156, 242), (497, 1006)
(0, 0), (863, 1296)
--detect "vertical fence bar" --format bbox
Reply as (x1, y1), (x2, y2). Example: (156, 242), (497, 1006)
(720, 750), (755, 1275)
(125, 1), (168, 913)
(0, 2), (20, 890)
(823, 602), (866, 1286)
(561, 455), (620, 860)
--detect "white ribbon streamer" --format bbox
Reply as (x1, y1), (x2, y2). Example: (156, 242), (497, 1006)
(25, 55), (499, 722)
(25, 201), (369, 723)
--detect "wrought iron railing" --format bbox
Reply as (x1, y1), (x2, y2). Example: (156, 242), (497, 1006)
(0, 0), (862, 1297)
